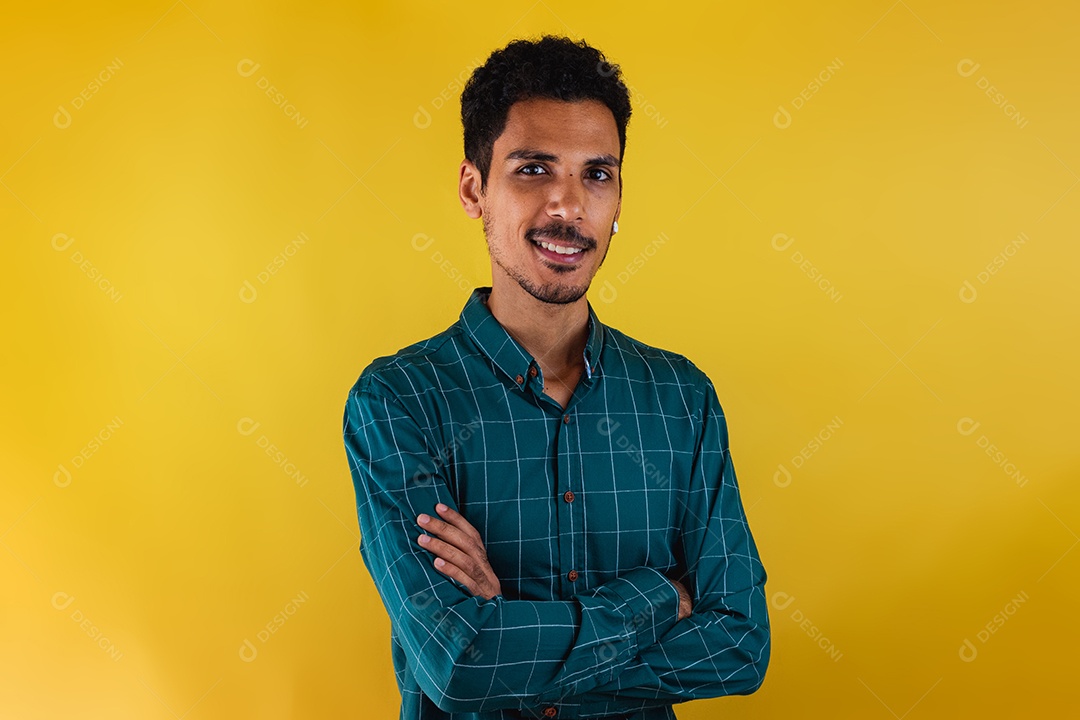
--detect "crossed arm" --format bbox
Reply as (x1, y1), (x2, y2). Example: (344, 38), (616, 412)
(343, 378), (770, 716)
(416, 502), (694, 620)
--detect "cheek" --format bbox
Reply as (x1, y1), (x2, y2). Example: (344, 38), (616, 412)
(490, 201), (535, 239)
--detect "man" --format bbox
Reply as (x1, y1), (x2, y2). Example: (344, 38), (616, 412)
(343, 35), (769, 719)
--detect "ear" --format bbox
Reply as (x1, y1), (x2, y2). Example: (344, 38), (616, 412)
(613, 198), (621, 226)
(458, 159), (484, 220)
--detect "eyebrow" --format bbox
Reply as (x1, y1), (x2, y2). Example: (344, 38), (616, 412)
(505, 148), (620, 168)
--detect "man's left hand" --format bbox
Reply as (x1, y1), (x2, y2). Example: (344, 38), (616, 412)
(416, 503), (503, 600)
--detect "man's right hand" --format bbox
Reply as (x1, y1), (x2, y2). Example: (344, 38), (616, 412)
(670, 578), (693, 621)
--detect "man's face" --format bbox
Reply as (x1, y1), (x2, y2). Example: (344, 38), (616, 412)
(460, 97), (622, 305)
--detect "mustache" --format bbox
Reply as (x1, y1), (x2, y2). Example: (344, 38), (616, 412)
(525, 222), (595, 249)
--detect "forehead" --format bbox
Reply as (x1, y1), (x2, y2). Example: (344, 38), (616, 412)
(494, 97), (620, 158)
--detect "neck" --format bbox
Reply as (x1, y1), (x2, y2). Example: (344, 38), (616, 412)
(485, 278), (589, 372)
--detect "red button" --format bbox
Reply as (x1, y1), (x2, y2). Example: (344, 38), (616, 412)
(542, 708), (557, 718)
(563, 414), (570, 424)
(515, 374), (524, 384)
(529, 366), (538, 377)
(563, 490), (575, 503)
(567, 570), (578, 581)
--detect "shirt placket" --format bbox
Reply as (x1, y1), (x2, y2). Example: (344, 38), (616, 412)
(554, 400), (582, 599)
(527, 359), (591, 601)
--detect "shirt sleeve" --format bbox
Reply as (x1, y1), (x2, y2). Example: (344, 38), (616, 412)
(542, 375), (771, 717)
(342, 378), (683, 715)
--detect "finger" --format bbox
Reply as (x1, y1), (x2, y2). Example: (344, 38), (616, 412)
(416, 528), (502, 601)
(433, 503), (484, 544)
(430, 557), (481, 597)
(417, 533), (484, 579)
(417, 512), (482, 556)
(434, 558), (499, 600)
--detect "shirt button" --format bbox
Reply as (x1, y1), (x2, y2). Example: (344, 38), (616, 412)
(563, 490), (575, 503)
(563, 414), (570, 424)
(515, 374), (524, 384)
(529, 366), (538, 377)
(567, 570), (578, 582)
(542, 708), (557, 718)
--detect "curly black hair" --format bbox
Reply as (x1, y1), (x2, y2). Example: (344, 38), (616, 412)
(460, 34), (632, 191)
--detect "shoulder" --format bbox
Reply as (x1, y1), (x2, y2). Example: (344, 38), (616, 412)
(345, 321), (466, 404)
(600, 322), (714, 398)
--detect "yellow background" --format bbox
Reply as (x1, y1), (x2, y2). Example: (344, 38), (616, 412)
(2, 1), (1077, 717)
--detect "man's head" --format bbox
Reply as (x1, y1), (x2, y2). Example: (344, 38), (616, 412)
(458, 35), (632, 305)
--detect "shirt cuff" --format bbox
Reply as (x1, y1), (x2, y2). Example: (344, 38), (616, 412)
(592, 566), (681, 657)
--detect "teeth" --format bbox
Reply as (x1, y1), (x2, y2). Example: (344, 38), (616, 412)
(538, 240), (582, 255)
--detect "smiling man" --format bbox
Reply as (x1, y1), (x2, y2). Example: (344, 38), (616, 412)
(343, 35), (770, 719)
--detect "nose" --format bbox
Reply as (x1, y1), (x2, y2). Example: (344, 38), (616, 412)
(546, 173), (585, 222)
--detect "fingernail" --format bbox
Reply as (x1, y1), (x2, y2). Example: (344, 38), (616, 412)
(434, 558), (445, 568)
(418, 535), (430, 545)
(418, 514), (429, 524)
(436, 503), (448, 512)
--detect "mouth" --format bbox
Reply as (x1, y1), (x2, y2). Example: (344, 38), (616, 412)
(529, 237), (588, 264)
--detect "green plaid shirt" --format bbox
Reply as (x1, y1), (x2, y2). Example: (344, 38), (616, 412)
(343, 287), (769, 719)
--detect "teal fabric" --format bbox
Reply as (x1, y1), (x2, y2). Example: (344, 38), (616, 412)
(343, 287), (769, 719)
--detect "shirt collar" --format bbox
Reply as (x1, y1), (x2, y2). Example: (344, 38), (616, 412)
(460, 287), (604, 391)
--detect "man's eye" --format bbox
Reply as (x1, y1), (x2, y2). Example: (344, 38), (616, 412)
(518, 164), (546, 176)
(586, 168), (612, 181)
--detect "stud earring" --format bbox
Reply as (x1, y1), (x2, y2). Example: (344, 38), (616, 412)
(612, 220), (619, 234)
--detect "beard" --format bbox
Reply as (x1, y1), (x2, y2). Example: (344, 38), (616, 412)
(483, 213), (612, 305)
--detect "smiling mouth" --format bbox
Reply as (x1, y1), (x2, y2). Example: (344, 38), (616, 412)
(533, 238), (584, 254)
(530, 237), (587, 264)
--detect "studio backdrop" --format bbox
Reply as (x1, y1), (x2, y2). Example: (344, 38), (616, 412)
(2, 1), (1077, 717)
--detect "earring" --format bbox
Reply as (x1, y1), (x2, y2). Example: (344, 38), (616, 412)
(612, 220), (619, 234)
